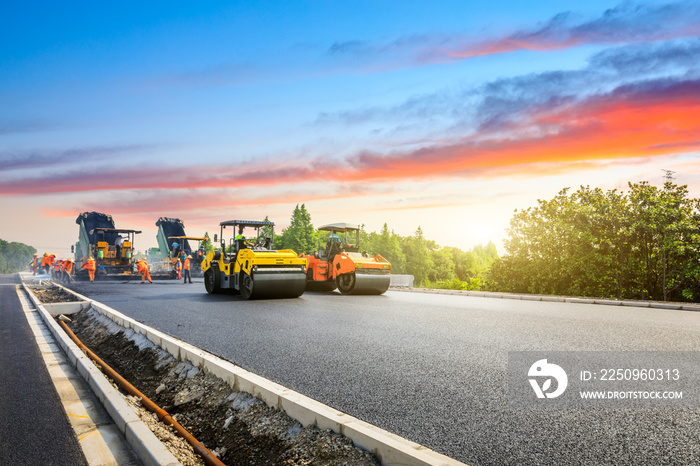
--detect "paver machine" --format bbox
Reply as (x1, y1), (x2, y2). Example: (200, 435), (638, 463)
(154, 217), (208, 277)
(201, 220), (307, 299)
(302, 223), (391, 295)
(73, 211), (141, 279)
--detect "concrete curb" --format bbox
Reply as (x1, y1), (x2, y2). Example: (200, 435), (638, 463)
(20, 281), (182, 466)
(55, 283), (467, 466)
(390, 287), (700, 312)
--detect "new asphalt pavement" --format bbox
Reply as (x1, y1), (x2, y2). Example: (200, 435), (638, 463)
(0, 275), (87, 466)
(65, 279), (700, 465)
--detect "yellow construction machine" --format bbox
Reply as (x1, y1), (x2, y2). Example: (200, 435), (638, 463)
(73, 211), (141, 279)
(201, 220), (307, 299)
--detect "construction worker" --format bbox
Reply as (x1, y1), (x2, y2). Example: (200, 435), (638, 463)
(327, 232), (342, 259)
(30, 254), (39, 275)
(46, 254), (56, 274)
(54, 259), (63, 282)
(115, 235), (125, 258)
(82, 256), (96, 281)
(175, 259), (182, 280)
(234, 227), (253, 253)
(62, 258), (75, 283)
(183, 255), (192, 284)
(136, 258), (152, 283)
(41, 253), (50, 274)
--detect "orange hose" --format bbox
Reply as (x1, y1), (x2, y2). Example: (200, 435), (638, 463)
(58, 320), (226, 466)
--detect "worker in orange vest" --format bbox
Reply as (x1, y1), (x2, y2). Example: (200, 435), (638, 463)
(41, 253), (50, 274)
(82, 256), (96, 281)
(175, 259), (182, 280)
(46, 254), (56, 274)
(137, 258), (152, 283)
(183, 255), (192, 284)
(30, 253), (39, 275)
(54, 259), (63, 281)
(62, 258), (75, 283)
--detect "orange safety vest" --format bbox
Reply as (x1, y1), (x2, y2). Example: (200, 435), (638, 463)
(55, 260), (63, 272)
(82, 259), (96, 271)
(63, 261), (74, 274)
(137, 260), (148, 273)
(183, 258), (190, 270)
(175, 261), (182, 271)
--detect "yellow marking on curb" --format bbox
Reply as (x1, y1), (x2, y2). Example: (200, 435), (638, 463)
(69, 413), (91, 419)
(78, 432), (104, 441)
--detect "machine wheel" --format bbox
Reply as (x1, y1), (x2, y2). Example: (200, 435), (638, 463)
(204, 268), (220, 294)
(240, 272), (254, 300)
(337, 272), (356, 295)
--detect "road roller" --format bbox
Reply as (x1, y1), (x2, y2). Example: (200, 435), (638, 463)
(201, 220), (307, 299)
(302, 223), (391, 295)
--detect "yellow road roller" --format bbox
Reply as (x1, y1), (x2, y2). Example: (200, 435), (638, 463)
(201, 220), (307, 299)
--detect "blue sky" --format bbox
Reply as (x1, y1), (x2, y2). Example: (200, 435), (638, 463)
(2, 1), (699, 255)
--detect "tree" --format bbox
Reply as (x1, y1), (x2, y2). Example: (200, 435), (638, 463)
(487, 182), (700, 302)
(278, 204), (317, 254)
(259, 216), (275, 246)
(626, 181), (700, 301)
(403, 226), (433, 286)
(372, 223), (407, 274)
(0, 239), (37, 274)
(428, 248), (455, 282)
(202, 232), (214, 253)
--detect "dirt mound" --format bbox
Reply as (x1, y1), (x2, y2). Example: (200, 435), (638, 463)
(69, 309), (380, 466)
(29, 285), (80, 303)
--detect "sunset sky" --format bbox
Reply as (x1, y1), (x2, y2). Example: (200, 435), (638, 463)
(2, 1), (700, 257)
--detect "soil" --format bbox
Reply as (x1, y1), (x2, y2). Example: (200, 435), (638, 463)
(122, 392), (205, 466)
(68, 308), (380, 466)
(29, 284), (80, 303)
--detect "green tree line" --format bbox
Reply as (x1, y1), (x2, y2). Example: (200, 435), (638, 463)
(274, 204), (498, 288)
(488, 181), (700, 302)
(0, 239), (37, 274)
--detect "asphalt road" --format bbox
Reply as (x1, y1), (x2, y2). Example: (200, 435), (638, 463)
(0, 275), (87, 466)
(66, 279), (700, 465)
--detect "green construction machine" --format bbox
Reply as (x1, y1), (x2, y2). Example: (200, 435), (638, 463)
(153, 217), (207, 277)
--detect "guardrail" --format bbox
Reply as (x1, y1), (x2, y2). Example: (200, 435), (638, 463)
(395, 287), (700, 311)
(389, 274), (414, 288)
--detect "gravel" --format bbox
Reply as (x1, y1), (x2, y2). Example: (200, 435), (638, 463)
(69, 307), (380, 466)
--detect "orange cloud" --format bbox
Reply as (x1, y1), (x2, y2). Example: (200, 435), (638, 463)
(432, 2), (700, 62)
(446, 38), (579, 59)
(3, 80), (699, 202)
(339, 79), (700, 181)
